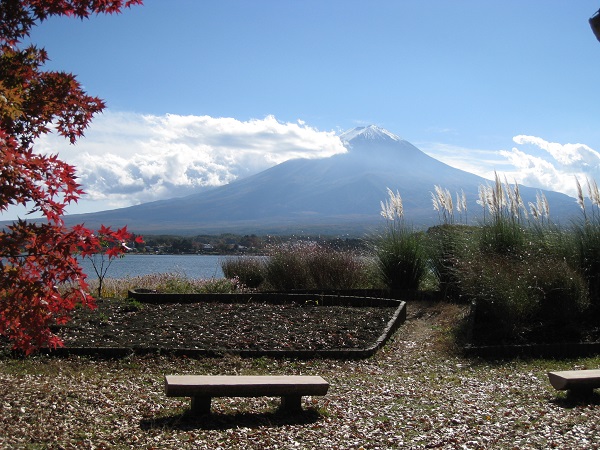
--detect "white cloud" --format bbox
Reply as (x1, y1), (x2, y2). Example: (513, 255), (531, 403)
(502, 136), (600, 197)
(29, 113), (346, 213)
(513, 135), (600, 170)
(422, 136), (600, 199)
(498, 147), (565, 193)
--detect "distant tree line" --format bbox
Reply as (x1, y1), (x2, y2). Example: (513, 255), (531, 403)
(133, 234), (370, 255)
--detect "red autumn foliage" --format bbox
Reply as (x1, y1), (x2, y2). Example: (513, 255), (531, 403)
(0, 0), (143, 354)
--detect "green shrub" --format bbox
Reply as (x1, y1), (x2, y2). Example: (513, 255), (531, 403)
(533, 260), (589, 330)
(478, 217), (527, 256)
(263, 242), (312, 290)
(374, 187), (428, 291)
(461, 253), (589, 345)
(262, 242), (371, 291)
(459, 253), (536, 344)
(221, 256), (266, 289)
(426, 224), (476, 301)
(305, 245), (371, 290)
(360, 256), (386, 289)
(475, 172), (532, 257)
(151, 273), (243, 294)
(571, 218), (600, 311)
(375, 225), (427, 291)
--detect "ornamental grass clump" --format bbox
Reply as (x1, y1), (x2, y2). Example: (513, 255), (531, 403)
(430, 175), (592, 344)
(221, 256), (266, 289)
(263, 242), (313, 290)
(375, 188), (427, 290)
(459, 253), (538, 344)
(460, 194), (589, 343)
(426, 224), (477, 302)
(306, 244), (373, 290)
(431, 185), (468, 225)
(570, 176), (600, 311)
(477, 172), (531, 256)
(262, 241), (370, 290)
(462, 252), (589, 345)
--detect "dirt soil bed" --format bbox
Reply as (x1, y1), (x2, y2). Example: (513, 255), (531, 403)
(49, 298), (397, 350)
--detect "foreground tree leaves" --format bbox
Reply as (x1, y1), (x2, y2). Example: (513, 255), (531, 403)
(0, 0), (143, 354)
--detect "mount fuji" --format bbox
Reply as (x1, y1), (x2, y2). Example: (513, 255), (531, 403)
(58, 125), (580, 235)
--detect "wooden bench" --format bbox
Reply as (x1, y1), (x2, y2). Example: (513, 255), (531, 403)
(548, 369), (600, 397)
(164, 375), (329, 414)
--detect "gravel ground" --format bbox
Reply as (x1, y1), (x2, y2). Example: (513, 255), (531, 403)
(1, 300), (600, 449)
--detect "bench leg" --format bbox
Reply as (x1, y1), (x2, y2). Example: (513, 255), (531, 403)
(190, 396), (211, 415)
(280, 395), (302, 413)
(567, 387), (595, 399)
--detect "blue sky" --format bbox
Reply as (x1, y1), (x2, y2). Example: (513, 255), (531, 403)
(6, 0), (600, 218)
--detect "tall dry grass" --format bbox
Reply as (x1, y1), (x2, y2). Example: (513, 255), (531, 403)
(375, 188), (428, 290)
(426, 224), (475, 302)
(428, 175), (594, 343)
(260, 241), (372, 291)
(221, 256), (266, 289)
(571, 176), (600, 310)
(86, 272), (243, 298)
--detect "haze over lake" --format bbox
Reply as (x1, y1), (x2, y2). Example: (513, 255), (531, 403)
(79, 254), (225, 280)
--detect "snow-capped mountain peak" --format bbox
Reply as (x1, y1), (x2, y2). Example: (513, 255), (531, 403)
(339, 125), (401, 143)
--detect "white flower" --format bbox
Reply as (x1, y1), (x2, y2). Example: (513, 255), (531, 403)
(529, 201), (540, 220)
(381, 187), (403, 220)
(477, 184), (486, 208)
(431, 192), (440, 211)
(576, 176), (585, 211)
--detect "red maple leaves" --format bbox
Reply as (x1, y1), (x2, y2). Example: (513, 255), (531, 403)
(0, 0), (142, 354)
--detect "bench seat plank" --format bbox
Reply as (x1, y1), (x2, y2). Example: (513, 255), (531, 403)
(164, 375), (329, 414)
(548, 369), (600, 391)
(165, 375), (329, 397)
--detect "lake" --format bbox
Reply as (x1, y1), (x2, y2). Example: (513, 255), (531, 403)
(79, 254), (225, 279)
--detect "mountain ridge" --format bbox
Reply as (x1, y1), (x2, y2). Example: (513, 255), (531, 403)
(5, 125), (580, 235)
(340, 125), (402, 143)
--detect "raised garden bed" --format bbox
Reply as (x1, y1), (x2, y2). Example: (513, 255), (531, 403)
(32, 292), (406, 359)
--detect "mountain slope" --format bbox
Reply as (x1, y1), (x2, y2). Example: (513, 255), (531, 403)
(58, 125), (579, 235)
